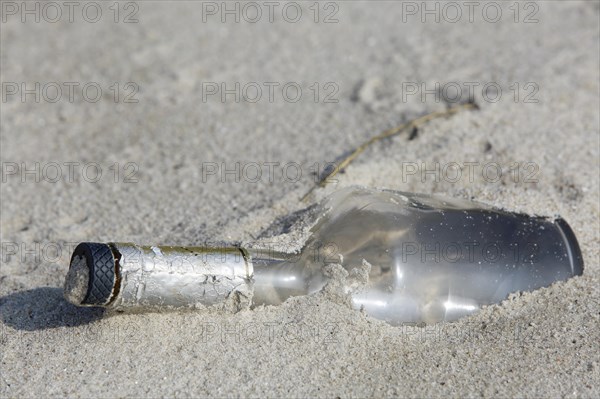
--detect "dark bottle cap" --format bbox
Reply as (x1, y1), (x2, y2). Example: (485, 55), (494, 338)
(64, 242), (117, 306)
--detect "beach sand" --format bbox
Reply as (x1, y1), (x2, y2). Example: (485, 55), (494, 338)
(1, 1), (599, 397)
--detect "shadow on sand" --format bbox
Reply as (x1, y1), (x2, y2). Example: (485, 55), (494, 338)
(0, 287), (104, 331)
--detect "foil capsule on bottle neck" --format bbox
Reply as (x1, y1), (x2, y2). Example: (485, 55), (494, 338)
(64, 242), (254, 311)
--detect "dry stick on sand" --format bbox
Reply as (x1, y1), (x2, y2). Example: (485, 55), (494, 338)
(300, 102), (478, 202)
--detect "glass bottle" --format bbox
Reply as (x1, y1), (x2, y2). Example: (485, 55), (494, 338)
(64, 186), (583, 324)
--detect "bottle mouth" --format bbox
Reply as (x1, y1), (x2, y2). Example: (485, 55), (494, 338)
(63, 242), (119, 306)
(554, 218), (585, 277)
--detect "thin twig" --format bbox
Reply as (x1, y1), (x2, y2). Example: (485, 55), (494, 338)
(301, 103), (477, 202)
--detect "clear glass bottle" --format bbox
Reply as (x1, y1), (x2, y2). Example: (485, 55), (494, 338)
(64, 186), (583, 325)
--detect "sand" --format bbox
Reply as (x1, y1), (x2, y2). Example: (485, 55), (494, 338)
(1, 1), (599, 397)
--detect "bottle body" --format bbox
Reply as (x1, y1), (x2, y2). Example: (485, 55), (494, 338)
(252, 187), (583, 324)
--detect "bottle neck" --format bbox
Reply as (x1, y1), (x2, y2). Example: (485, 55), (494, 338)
(246, 247), (309, 306)
(64, 241), (321, 310)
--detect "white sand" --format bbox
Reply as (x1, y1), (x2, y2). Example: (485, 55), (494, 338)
(1, 1), (599, 397)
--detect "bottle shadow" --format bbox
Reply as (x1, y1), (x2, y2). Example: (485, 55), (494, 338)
(0, 287), (104, 331)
